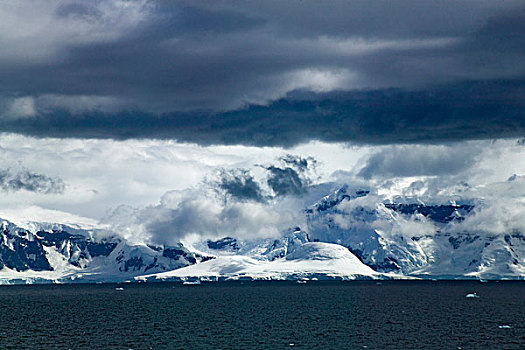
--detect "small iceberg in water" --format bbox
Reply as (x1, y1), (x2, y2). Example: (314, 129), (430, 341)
(296, 280), (307, 284)
(183, 280), (201, 285)
(115, 287), (124, 291)
(465, 292), (479, 298)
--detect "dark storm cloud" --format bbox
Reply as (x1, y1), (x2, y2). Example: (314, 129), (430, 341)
(1, 1), (524, 145)
(266, 166), (306, 197)
(264, 155), (316, 196)
(212, 155), (316, 202)
(0, 170), (65, 194)
(215, 169), (264, 202)
(3, 79), (524, 146)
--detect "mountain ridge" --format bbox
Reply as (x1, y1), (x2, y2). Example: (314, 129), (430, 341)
(0, 184), (524, 283)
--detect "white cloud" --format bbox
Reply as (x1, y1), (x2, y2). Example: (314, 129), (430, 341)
(317, 36), (459, 56)
(98, 138), (525, 244)
(103, 187), (305, 245)
(0, 0), (152, 64)
(4, 97), (37, 118)
(285, 68), (357, 93)
(454, 198), (525, 235)
(0, 134), (367, 219)
(0, 134), (524, 244)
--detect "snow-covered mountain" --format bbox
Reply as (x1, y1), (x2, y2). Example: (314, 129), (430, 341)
(140, 229), (389, 282)
(0, 184), (524, 283)
(0, 217), (212, 284)
(305, 184), (525, 279)
(139, 242), (382, 282)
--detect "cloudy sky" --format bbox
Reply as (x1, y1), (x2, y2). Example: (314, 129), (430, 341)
(0, 1), (524, 244)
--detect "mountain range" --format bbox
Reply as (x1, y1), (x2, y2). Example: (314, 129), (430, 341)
(0, 184), (524, 284)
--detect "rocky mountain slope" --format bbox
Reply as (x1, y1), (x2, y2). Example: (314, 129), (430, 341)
(0, 219), (212, 284)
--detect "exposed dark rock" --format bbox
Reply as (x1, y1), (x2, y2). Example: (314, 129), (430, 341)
(207, 237), (240, 251)
(385, 203), (474, 223)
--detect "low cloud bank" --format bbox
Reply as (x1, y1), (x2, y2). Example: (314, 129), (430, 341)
(103, 155), (315, 244)
(103, 143), (525, 245)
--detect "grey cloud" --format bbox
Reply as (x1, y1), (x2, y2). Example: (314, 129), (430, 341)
(55, 2), (103, 21)
(105, 155), (321, 243)
(2, 79), (524, 146)
(2, 1), (525, 105)
(105, 189), (302, 245)
(215, 169), (264, 202)
(0, 170), (65, 194)
(150, 4), (265, 37)
(208, 155), (317, 204)
(266, 166), (306, 197)
(264, 154), (317, 197)
(140, 205), (205, 244)
(213, 155), (317, 202)
(1, 1), (525, 144)
(358, 145), (481, 179)
(279, 154), (317, 173)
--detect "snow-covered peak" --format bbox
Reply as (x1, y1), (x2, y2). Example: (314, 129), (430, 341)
(307, 184), (370, 213)
(0, 206), (104, 233)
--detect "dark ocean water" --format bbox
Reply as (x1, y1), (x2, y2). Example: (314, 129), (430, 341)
(0, 281), (523, 349)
